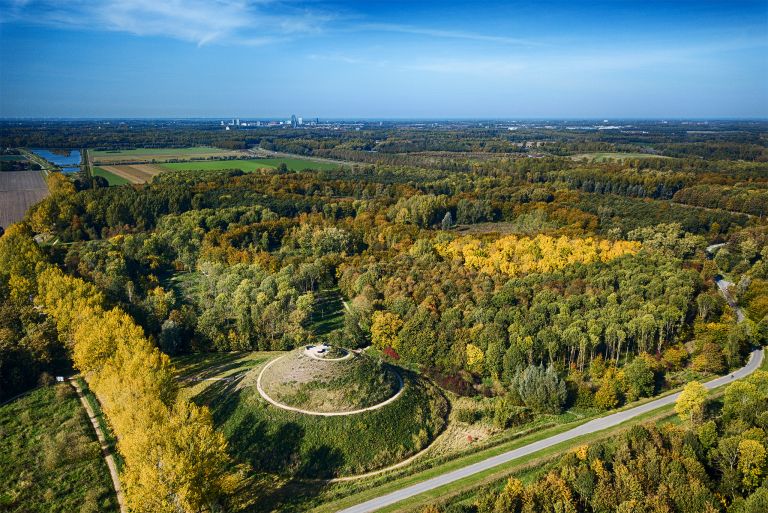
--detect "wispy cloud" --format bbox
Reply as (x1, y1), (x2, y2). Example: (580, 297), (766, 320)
(306, 35), (768, 79)
(358, 23), (548, 47)
(0, 0), (333, 46)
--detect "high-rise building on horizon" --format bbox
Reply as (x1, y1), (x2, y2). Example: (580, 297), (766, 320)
(290, 114), (298, 128)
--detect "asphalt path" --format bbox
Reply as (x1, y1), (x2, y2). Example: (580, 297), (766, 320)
(338, 276), (763, 513)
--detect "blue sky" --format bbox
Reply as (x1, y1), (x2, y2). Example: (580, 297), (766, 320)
(0, 0), (766, 118)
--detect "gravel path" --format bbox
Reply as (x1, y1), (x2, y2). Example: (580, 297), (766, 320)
(70, 379), (126, 513)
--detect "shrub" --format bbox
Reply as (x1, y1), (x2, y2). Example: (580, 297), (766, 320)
(455, 406), (478, 424)
(493, 395), (531, 428)
(383, 346), (401, 360)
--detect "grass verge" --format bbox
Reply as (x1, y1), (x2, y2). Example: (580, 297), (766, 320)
(0, 384), (118, 513)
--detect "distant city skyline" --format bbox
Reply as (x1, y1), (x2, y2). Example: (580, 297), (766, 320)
(1, 1), (766, 118)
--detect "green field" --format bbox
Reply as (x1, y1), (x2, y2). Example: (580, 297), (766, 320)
(160, 157), (339, 173)
(571, 152), (670, 162)
(0, 384), (119, 513)
(92, 166), (131, 186)
(0, 155), (27, 161)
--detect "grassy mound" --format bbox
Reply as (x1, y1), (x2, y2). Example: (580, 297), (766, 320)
(0, 384), (118, 513)
(259, 349), (400, 413)
(188, 359), (448, 478)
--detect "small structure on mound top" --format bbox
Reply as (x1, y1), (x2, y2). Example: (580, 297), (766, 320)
(305, 344), (329, 358)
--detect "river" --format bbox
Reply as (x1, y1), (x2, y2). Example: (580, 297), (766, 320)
(30, 148), (82, 173)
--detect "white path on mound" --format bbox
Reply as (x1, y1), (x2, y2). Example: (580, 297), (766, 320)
(256, 354), (404, 416)
(304, 347), (354, 361)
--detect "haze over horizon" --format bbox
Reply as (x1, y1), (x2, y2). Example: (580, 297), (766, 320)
(1, 0), (766, 118)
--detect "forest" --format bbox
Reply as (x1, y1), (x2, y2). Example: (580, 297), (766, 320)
(1, 120), (767, 512)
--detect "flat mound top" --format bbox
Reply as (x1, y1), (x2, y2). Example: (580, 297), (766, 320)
(259, 348), (400, 413)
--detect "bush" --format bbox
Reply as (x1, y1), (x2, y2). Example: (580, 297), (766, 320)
(38, 372), (54, 387)
(493, 395), (531, 428)
(455, 406), (479, 424)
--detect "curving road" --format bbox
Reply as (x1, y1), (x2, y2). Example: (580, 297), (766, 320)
(338, 277), (764, 513)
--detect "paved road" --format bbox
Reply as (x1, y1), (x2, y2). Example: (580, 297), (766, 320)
(338, 277), (763, 513)
(715, 277), (746, 322)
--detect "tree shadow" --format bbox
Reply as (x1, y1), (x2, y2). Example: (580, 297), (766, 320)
(193, 370), (349, 511)
(174, 352), (245, 380)
(246, 444), (345, 513)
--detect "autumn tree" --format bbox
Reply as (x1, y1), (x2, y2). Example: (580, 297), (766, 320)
(676, 381), (708, 426)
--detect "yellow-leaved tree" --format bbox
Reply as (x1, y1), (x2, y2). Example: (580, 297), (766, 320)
(435, 234), (640, 277)
(371, 311), (404, 351)
(675, 381), (708, 426)
(37, 265), (249, 512)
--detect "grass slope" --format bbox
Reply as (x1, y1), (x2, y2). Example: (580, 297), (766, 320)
(182, 355), (447, 479)
(0, 384), (118, 513)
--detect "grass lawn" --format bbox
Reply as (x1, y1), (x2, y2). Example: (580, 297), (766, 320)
(160, 157), (339, 173)
(92, 166), (131, 186)
(0, 384), (119, 513)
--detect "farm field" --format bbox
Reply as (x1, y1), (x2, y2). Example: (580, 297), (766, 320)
(91, 166), (131, 186)
(91, 146), (246, 164)
(0, 384), (119, 513)
(91, 157), (341, 185)
(94, 164), (164, 184)
(0, 170), (48, 229)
